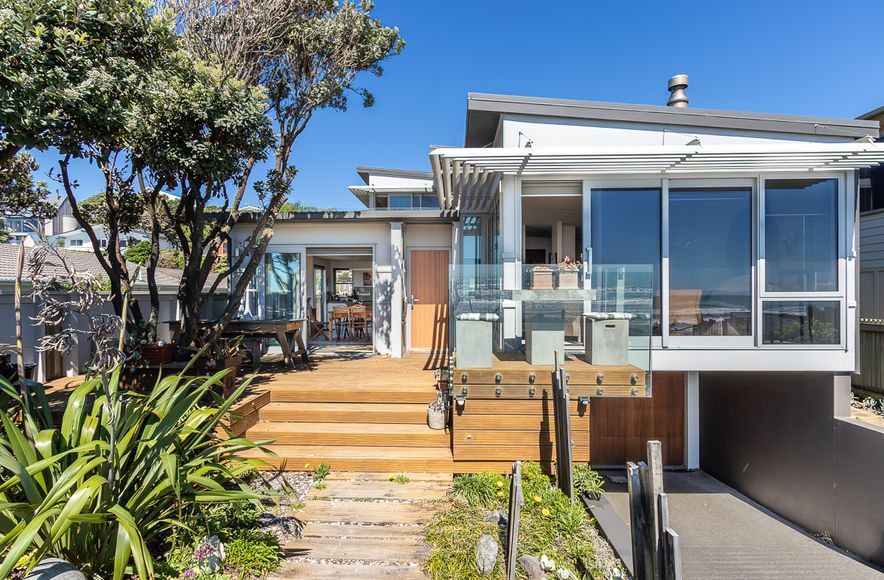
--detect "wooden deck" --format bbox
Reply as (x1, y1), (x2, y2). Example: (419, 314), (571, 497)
(243, 351), (519, 472)
(42, 348), (686, 472)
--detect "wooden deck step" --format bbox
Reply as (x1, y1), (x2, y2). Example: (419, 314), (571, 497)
(269, 384), (436, 404)
(247, 422), (449, 448)
(323, 472), (452, 482)
(272, 561), (425, 579)
(300, 522), (424, 540)
(248, 445), (456, 472)
(299, 500), (438, 525)
(308, 479), (450, 501)
(259, 402), (428, 424)
(283, 536), (427, 562)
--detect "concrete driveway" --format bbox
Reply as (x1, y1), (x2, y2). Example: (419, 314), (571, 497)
(590, 471), (883, 579)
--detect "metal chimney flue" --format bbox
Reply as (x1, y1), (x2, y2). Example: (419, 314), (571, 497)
(667, 74), (689, 107)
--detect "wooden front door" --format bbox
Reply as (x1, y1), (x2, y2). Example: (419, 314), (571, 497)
(409, 249), (449, 352)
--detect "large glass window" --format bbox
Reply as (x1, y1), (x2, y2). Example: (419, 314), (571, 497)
(669, 188), (752, 337)
(762, 301), (840, 345)
(264, 253), (301, 319)
(764, 179), (838, 292)
(591, 188), (661, 335)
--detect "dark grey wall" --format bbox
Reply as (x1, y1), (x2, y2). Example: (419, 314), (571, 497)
(833, 417), (884, 565)
(699, 372), (884, 567)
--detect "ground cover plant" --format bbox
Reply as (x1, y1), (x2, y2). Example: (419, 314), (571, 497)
(424, 462), (613, 579)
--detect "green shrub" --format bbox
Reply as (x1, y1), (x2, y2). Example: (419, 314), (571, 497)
(573, 463), (605, 498)
(0, 364), (270, 579)
(312, 462), (331, 480)
(452, 471), (508, 509)
(224, 529), (282, 579)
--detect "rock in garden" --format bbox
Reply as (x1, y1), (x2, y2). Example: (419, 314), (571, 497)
(483, 509), (507, 526)
(475, 533), (499, 575)
(25, 558), (86, 580)
(518, 555), (545, 580)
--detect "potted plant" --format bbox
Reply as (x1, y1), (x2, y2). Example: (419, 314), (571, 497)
(427, 392), (447, 430)
(201, 336), (245, 399)
(557, 256), (580, 289)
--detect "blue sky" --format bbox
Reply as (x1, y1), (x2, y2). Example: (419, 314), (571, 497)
(32, 0), (884, 209)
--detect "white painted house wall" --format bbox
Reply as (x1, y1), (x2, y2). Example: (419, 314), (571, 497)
(499, 114), (855, 148)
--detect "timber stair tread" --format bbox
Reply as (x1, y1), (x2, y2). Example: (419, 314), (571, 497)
(269, 383), (436, 404)
(271, 562), (425, 579)
(282, 536), (428, 562)
(247, 421), (449, 447)
(259, 402), (429, 423)
(308, 478), (450, 501)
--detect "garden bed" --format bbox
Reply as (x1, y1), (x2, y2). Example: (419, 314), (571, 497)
(422, 463), (625, 579)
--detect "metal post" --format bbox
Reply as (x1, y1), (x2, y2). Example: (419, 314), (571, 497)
(627, 462), (646, 579)
(553, 356), (573, 500)
(505, 460), (524, 580)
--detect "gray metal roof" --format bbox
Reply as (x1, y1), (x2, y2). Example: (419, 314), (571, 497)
(0, 244), (223, 292)
(465, 92), (880, 147)
(240, 209), (455, 223)
(355, 166), (434, 185)
(859, 105), (884, 122)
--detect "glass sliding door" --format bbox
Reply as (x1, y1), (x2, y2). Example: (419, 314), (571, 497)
(668, 187), (752, 341)
(590, 188), (661, 336)
(264, 252), (302, 320)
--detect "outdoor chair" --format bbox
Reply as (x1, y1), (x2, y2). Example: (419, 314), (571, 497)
(308, 306), (329, 341)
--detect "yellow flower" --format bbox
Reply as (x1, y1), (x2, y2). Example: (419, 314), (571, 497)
(496, 490), (504, 497)
(496, 480), (504, 488)
(541, 508), (550, 517)
(304, 463), (310, 468)
(533, 495), (543, 503)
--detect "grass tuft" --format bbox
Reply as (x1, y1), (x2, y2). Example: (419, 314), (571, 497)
(389, 474), (411, 484)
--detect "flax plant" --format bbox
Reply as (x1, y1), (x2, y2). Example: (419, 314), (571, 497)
(0, 246), (273, 578)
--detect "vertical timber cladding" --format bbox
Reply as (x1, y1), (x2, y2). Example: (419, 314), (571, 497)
(590, 372), (686, 467)
(451, 363), (648, 468)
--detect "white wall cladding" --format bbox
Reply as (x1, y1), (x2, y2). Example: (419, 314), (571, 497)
(500, 114), (853, 149)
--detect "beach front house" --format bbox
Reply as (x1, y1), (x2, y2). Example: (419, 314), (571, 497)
(229, 75), (884, 469)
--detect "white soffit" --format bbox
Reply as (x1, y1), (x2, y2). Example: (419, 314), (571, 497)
(430, 143), (884, 210)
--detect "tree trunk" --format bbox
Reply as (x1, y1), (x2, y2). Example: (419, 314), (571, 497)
(14, 243), (26, 398)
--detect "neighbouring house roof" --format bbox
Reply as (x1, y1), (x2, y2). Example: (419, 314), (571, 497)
(465, 92), (881, 147)
(0, 244), (225, 293)
(356, 166), (434, 185)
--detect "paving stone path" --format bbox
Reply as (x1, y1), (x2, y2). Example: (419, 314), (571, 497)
(271, 472), (451, 579)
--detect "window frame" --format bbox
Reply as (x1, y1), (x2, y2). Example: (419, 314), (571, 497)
(664, 178), (757, 349)
(334, 268), (353, 297)
(757, 174), (847, 349)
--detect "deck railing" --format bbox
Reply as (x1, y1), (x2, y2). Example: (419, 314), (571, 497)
(448, 262), (654, 373)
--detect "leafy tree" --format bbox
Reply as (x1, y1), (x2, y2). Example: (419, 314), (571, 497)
(2, 0), (176, 338)
(123, 239), (152, 265)
(0, 0), (175, 163)
(0, 152), (54, 241)
(164, 0), (404, 346)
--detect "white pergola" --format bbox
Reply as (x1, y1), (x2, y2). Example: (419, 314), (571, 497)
(430, 143), (884, 211)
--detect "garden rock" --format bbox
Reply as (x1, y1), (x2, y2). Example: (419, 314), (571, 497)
(475, 533), (499, 575)
(518, 555), (545, 580)
(196, 535), (225, 573)
(484, 509), (507, 526)
(25, 558), (85, 580)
